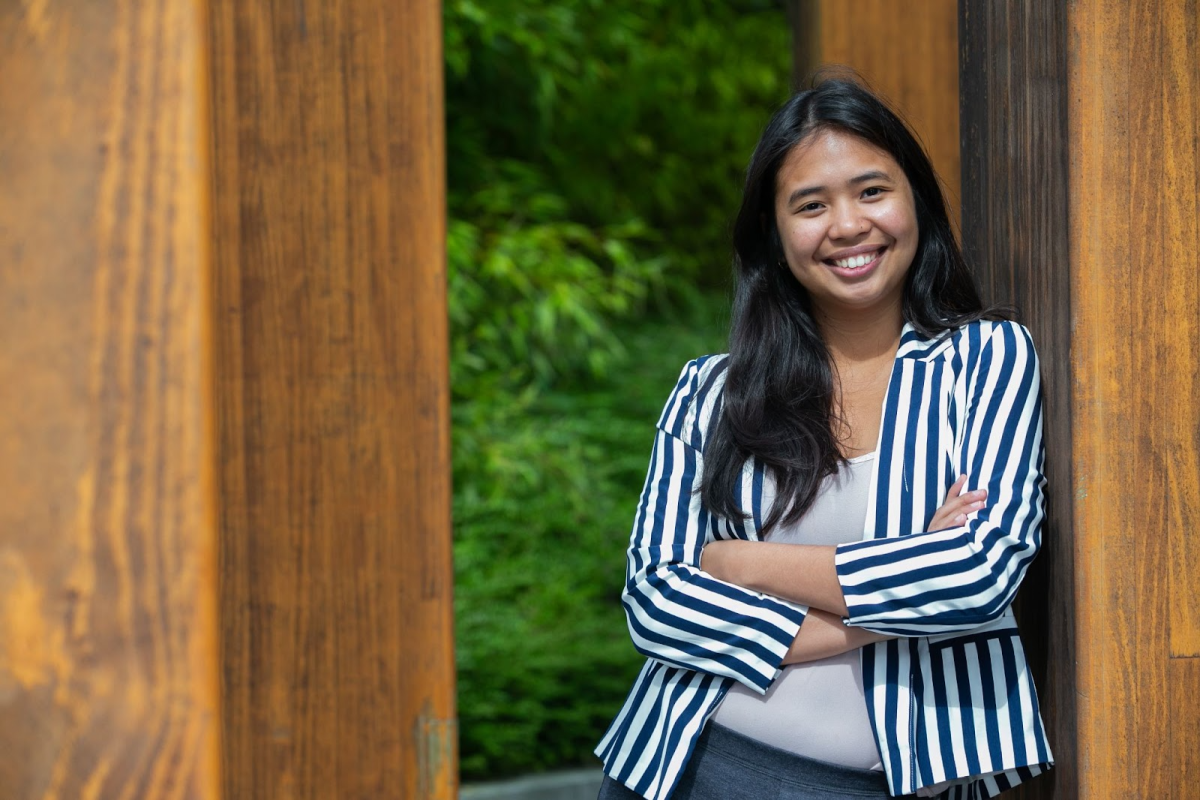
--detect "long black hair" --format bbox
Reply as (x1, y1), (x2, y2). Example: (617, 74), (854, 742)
(701, 76), (1002, 534)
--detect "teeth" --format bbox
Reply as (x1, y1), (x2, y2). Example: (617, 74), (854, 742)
(834, 252), (877, 269)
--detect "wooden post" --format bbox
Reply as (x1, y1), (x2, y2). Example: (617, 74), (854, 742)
(960, 1), (1200, 795)
(0, 2), (220, 798)
(0, 0), (454, 797)
(789, 0), (961, 228)
(210, 1), (456, 798)
(958, 4), (1074, 796)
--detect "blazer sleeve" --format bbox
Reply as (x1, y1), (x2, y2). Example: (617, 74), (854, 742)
(834, 322), (1046, 636)
(621, 358), (809, 693)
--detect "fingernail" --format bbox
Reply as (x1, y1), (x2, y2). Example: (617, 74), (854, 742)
(955, 514), (966, 524)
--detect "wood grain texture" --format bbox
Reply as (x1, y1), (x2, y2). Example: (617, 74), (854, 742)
(964, 0), (1200, 795)
(1068, 0), (1200, 796)
(1171, 658), (1200, 789)
(804, 0), (961, 227)
(1161, 0), (1200, 662)
(209, 0), (456, 798)
(958, 3), (1074, 797)
(0, 1), (220, 798)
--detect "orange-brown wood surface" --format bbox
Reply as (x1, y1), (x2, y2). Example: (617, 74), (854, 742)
(210, 0), (456, 797)
(1069, 0), (1200, 795)
(0, 1), (220, 798)
(1171, 658), (1200, 788)
(801, 0), (961, 225)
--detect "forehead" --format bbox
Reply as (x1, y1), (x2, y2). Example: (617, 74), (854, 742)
(775, 129), (902, 191)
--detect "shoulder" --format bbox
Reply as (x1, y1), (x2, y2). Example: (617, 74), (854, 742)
(900, 319), (1038, 369)
(964, 318), (1036, 347)
(656, 354), (729, 451)
(956, 318), (1039, 361)
(944, 320), (1041, 393)
(899, 320), (1040, 389)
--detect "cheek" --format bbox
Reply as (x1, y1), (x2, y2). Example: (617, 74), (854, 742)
(873, 201), (919, 245)
(877, 208), (915, 237)
(779, 219), (825, 257)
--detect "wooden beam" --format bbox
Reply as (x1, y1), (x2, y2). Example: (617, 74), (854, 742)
(0, 1), (220, 798)
(1068, 2), (1199, 795)
(210, 0), (456, 797)
(958, 3), (1075, 797)
(961, 0), (1200, 795)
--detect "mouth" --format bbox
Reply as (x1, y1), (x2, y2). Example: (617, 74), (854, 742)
(824, 246), (885, 275)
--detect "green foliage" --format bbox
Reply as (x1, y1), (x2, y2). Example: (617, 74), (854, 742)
(445, 0), (793, 288)
(454, 297), (729, 780)
(445, 0), (792, 782)
(447, 174), (668, 395)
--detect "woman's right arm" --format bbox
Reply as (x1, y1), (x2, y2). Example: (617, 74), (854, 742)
(705, 480), (985, 665)
(781, 608), (891, 664)
(621, 359), (809, 694)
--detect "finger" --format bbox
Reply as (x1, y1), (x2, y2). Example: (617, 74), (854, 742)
(930, 497), (986, 531)
(937, 492), (981, 515)
(948, 494), (988, 519)
(928, 507), (969, 531)
(948, 488), (988, 507)
(932, 496), (968, 521)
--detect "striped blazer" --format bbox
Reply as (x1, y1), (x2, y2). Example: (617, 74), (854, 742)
(595, 320), (1053, 799)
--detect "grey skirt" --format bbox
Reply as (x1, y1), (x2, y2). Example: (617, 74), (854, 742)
(597, 722), (894, 800)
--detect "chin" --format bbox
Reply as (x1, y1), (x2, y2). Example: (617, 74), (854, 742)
(827, 289), (904, 315)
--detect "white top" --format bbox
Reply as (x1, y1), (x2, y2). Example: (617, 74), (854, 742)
(710, 452), (882, 770)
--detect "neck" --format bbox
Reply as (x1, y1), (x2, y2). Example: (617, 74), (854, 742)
(814, 299), (905, 366)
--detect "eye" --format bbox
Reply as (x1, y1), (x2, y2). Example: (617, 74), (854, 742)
(798, 201), (823, 213)
(862, 186), (886, 199)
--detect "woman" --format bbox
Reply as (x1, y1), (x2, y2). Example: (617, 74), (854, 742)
(595, 79), (1052, 800)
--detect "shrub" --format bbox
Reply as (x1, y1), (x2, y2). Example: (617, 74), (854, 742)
(454, 296), (729, 779)
(445, 0), (791, 780)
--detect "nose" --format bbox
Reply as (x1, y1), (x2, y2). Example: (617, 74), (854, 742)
(830, 202), (869, 239)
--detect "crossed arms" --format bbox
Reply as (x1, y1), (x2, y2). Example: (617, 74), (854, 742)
(621, 323), (1045, 692)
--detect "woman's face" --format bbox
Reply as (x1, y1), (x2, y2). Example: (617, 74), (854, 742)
(773, 129), (919, 320)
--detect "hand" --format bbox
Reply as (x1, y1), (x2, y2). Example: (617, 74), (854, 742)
(927, 474), (987, 531)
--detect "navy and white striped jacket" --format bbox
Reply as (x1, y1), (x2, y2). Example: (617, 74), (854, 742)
(596, 320), (1053, 799)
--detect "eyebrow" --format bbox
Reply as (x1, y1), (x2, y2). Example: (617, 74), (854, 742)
(786, 170), (893, 206)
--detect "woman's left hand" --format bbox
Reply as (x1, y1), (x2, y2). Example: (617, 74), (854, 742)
(926, 474), (987, 531)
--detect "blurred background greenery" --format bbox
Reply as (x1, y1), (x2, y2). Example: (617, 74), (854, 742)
(445, 0), (793, 780)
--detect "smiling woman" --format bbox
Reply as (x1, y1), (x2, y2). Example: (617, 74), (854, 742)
(595, 78), (1053, 800)
(775, 131), (918, 320)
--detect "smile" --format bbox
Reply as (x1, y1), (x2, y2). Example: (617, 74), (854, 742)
(825, 247), (885, 273)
